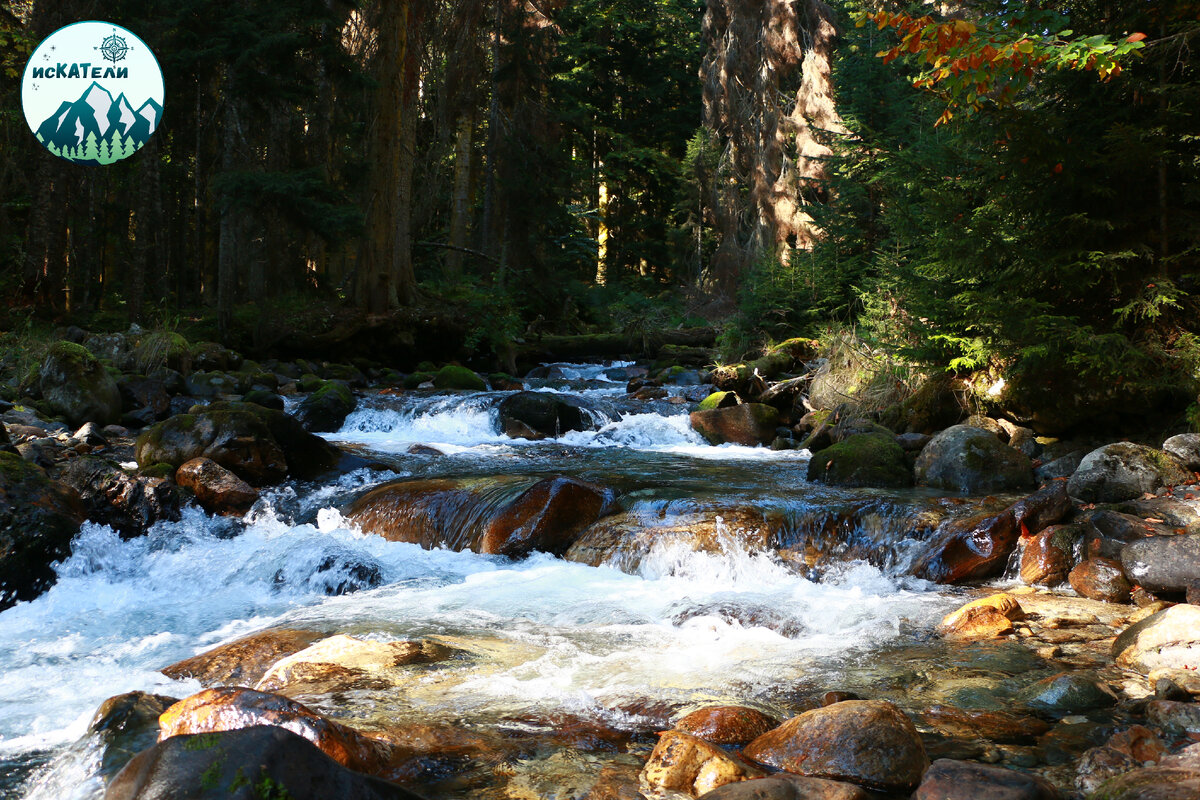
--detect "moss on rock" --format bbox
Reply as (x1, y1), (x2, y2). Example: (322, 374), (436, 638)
(432, 365), (486, 391)
(807, 432), (913, 488)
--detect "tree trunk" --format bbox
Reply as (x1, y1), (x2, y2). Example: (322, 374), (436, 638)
(445, 115), (474, 281)
(217, 99), (239, 340)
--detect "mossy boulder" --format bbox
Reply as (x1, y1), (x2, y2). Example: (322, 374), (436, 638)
(298, 373), (324, 393)
(190, 341), (241, 372)
(295, 382), (356, 433)
(242, 390), (285, 411)
(132, 331), (191, 374)
(432, 364), (486, 391)
(135, 402), (341, 485)
(767, 337), (820, 362)
(38, 341), (122, 427)
(807, 432), (913, 488)
(184, 371), (239, 399)
(689, 404), (779, 447)
(402, 372), (434, 390)
(747, 351), (794, 381)
(1066, 443), (1190, 504)
(914, 424), (1034, 494)
(0, 452), (85, 609)
(697, 391), (741, 411)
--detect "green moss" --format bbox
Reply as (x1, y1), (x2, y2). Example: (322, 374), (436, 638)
(417, 361), (437, 372)
(309, 381), (352, 405)
(182, 732), (223, 752)
(255, 776), (295, 800)
(0, 451), (43, 483)
(433, 364), (486, 391)
(229, 767), (251, 791)
(298, 374), (324, 393)
(138, 462), (177, 480)
(403, 372), (435, 389)
(46, 341), (93, 367)
(698, 391), (740, 411)
(807, 432), (912, 488)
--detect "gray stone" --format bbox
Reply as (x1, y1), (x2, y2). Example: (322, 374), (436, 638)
(1067, 443), (1190, 503)
(1121, 534), (1200, 594)
(1163, 433), (1200, 471)
(914, 425), (1034, 494)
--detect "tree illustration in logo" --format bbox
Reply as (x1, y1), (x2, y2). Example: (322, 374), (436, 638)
(99, 32), (129, 63)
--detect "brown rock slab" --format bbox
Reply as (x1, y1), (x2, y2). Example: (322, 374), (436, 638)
(640, 730), (764, 797)
(1020, 524), (1082, 586)
(939, 594), (1025, 639)
(158, 686), (392, 776)
(255, 634), (454, 695)
(742, 700), (928, 791)
(1146, 700), (1200, 735)
(160, 628), (327, 687)
(176, 457), (259, 516)
(912, 759), (1060, 799)
(689, 404), (780, 447)
(480, 476), (610, 556)
(674, 706), (780, 746)
(1088, 767), (1200, 800)
(919, 706), (1051, 745)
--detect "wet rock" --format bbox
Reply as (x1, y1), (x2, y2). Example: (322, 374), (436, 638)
(690, 404), (780, 447)
(89, 691), (178, 784)
(255, 635), (453, 695)
(1150, 669), (1200, 698)
(1035, 451), (1084, 483)
(1015, 671), (1116, 714)
(742, 700), (928, 791)
(1163, 433), (1200, 471)
(1003, 423), (1039, 459)
(919, 706), (1050, 744)
(242, 390), (285, 410)
(432, 364), (485, 391)
(640, 730), (764, 797)
(118, 376), (171, 423)
(1068, 557), (1131, 603)
(1076, 746), (1141, 795)
(1008, 480), (1072, 533)
(348, 475), (611, 557)
(498, 391), (604, 437)
(911, 511), (1018, 584)
(176, 457), (259, 516)
(1113, 604), (1200, 673)
(695, 775), (869, 800)
(1146, 700), (1200, 734)
(674, 706), (779, 746)
(106, 725), (417, 800)
(1121, 534), (1200, 595)
(1088, 766), (1200, 800)
(0, 452), (85, 609)
(0, 423), (14, 455)
(39, 341), (123, 426)
(1021, 525), (1083, 586)
(1118, 495), (1200, 530)
(157, 687), (392, 775)
(564, 506), (779, 573)
(56, 456), (183, 536)
(1107, 724), (1169, 763)
(938, 593), (1024, 639)
(1066, 443), (1190, 503)
(912, 759), (1060, 800)
(915, 425), (1034, 494)
(1082, 509), (1164, 559)
(136, 402), (341, 485)
(161, 629), (328, 687)
(806, 433), (912, 488)
(296, 381), (356, 432)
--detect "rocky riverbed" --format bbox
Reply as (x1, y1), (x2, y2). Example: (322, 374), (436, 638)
(1, 328), (1199, 800)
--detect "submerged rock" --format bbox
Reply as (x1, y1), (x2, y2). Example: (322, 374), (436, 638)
(673, 706), (779, 746)
(806, 433), (912, 488)
(938, 594), (1024, 639)
(914, 425), (1033, 494)
(106, 725), (419, 800)
(161, 629), (328, 688)
(255, 635), (453, 696)
(347, 475), (612, 557)
(158, 687), (393, 776)
(1066, 443), (1190, 503)
(918, 706), (1050, 745)
(696, 775), (869, 800)
(1015, 671), (1116, 714)
(912, 759), (1060, 800)
(640, 730), (764, 797)
(89, 691), (178, 784)
(690, 404), (779, 447)
(742, 700), (928, 791)
(0, 452), (85, 609)
(56, 455), (183, 536)
(39, 341), (122, 427)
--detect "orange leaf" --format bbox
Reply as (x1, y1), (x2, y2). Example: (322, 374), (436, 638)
(1126, 32), (1147, 42)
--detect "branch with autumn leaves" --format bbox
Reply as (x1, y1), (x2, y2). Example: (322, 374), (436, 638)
(853, 7), (1155, 124)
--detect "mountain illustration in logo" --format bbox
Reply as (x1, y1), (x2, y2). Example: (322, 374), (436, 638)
(35, 82), (162, 165)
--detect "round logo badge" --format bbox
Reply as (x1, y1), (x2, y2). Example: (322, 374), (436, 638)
(21, 21), (164, 165)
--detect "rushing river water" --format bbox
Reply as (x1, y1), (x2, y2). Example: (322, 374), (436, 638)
(0, 362), (1006, 799)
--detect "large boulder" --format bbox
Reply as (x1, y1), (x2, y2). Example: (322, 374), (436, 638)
(1121, 534), (1200, 595)
(1162, 433), (1200, 471)
(1066, 443), (1190, 503)
(881, 373), (965, 435)
(56, 456), (183, 536)
(432, 364), (486, 391)
(497, 391), (604, 438)
(742, 700), (928, 792)
(135, 402), (341, 485)
(157, 687), (392, 776)
(1112, 604), (1200, 674)
(1068, 557), (1131, 603)
(690, 404), (779, 447)
(89, 691), (179, 784)
(0, 452), (85, 609)
(674, 706), (779, 746)
(640, 730), (764, 797)
(912, 759), (1060, 800)
(347, 476), (611, 557)
(1020, 524), (1083, 586)
(38, 341), (122, 427)
(806, 433), (911, 488)
(295, 382), (356, 433)
(105, 726), (419, 800)
(914, 425), (1033, 494)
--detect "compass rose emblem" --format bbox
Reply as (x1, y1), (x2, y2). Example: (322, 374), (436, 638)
(98, 31), (129, 63)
